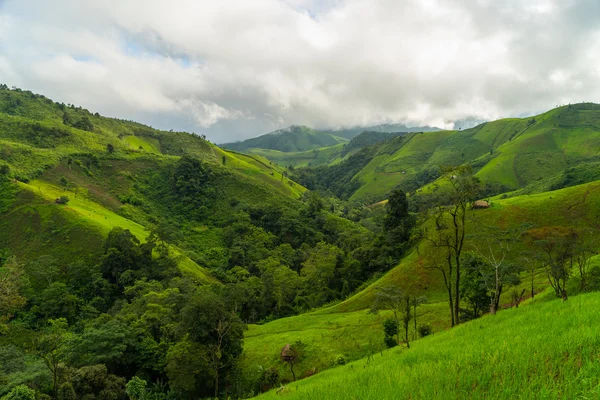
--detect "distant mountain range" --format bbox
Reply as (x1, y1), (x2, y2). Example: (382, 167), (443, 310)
(221, 123), (440, 153)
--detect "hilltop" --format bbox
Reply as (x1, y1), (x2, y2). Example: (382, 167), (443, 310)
(221, 123), (439, 157)
(222, 125), (348, 153)
(290, 103), (600, 202)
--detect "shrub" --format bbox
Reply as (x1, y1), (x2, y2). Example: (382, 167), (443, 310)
(1, 385), (36, 400)
(55, 196), (70, 205)
(334, 355), (347, 365)
(418, 324), (432, 338)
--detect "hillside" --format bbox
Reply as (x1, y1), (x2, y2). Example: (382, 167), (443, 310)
(290, 104), (600, 202)
(239, 180), (600, 385)
(256, 291), (600, 399)
(245, 131), (411, 168)
(2, 85), (600, 400)
(222, 125), (348, 153)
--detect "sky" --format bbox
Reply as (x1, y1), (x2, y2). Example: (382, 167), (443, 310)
(1, 0), (599, 143)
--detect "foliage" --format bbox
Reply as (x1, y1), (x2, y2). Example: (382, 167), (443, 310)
(0, 385), (35, 400)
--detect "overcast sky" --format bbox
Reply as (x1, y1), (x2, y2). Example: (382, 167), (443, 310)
(1, 0), (599, 142)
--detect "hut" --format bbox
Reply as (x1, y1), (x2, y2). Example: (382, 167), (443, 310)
(472, 200), (490, 209)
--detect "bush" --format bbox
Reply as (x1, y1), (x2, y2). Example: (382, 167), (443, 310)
(257, 367), (280, 392)
(1, 385), (36, 400)
(55, 196), (70, 205)
(384, 335), (397, 348)
(418, 324), (432, 338)
(334, 355), (346, 365)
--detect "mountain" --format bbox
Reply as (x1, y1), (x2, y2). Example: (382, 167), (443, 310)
(0, 86), (381, 397)
(326, 123), (441, 140)
(222, 123), (440, 154)
(2, 85), (600, 400)
(291, 103), (600, 202)
(222, 125), (348, 153)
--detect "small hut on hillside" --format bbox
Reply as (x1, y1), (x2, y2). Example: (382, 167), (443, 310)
(472, 200), (490, 209)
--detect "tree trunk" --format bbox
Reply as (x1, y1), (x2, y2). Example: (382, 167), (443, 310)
(489, 302), (497, 315)
(214, 370), (219, 399)
(531, 269), (535, 300)
(447, 285), (454, 327)
(454, 267), (460, 325)
(290, 362), (296, 381)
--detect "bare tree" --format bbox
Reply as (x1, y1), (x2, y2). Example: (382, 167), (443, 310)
(423, 165), (480, 325)
(470, 224), (529, 315)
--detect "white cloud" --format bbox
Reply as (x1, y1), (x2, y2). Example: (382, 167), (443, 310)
(1, 0), (599, 142)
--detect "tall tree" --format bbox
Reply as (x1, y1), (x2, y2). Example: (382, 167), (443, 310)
(424, 165), (480, 326)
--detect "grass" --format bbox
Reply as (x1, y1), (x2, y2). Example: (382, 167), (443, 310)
(123, 135), (161, 154)
(247, 144), (346, 167)
(255, 291), (600, 399)
(241, 181), (600, 382)
(16, 179), (215, 283)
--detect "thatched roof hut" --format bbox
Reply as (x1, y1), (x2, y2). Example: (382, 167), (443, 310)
(281, 344), (294, 362)
(472, 200), (490, 209)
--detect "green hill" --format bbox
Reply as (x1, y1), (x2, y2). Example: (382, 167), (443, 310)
(2, 85), (600, 400)
(255, 291), (600, 399)
(239, 180), (600, 385)
(0, 85), (389, 399)
(290, 104), (600, 202)
(222, 125), (348, 153)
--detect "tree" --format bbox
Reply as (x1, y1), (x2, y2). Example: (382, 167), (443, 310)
(0, 257), (27, 324)
(70, 364), (126, 400)
(0, 385), (36, 400)
(370, 286), (416, 347)
(125, 377), (147, 400)
(382, 318), (399, 348)
(423, 165), (480, 326)
(384, 189), (415, 248)
(178, 287), (246, 398)
(526, 226), (578, 300)
(280, 341), (306, 381)
(72, 116), (94, 132)
(300, 242), (342, 306)
(62, 112), (71, 126)
(36, 319), (71, 398)
(469, 225), (528, 315)
(460, 254), (489, 320)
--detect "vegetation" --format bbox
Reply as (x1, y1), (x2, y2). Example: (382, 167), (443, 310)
(3, 84), (600, 399)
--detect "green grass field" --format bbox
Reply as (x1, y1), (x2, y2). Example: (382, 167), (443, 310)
(255, 291), (600, 399)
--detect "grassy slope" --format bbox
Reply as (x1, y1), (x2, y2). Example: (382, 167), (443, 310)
(343, 104), (600, 202)
(242, 181), (600, 382)
(256, 291), (600, 399)
(223, 125), (348, 153)
(246, 144), (346, 167)
(0, 88), (306, 280)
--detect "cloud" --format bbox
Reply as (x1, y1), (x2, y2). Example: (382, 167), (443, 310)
(1, 0), (599, 142)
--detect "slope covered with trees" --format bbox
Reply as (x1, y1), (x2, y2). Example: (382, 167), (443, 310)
(2, 85), (600, 400)
(0, 86), (399, 399)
